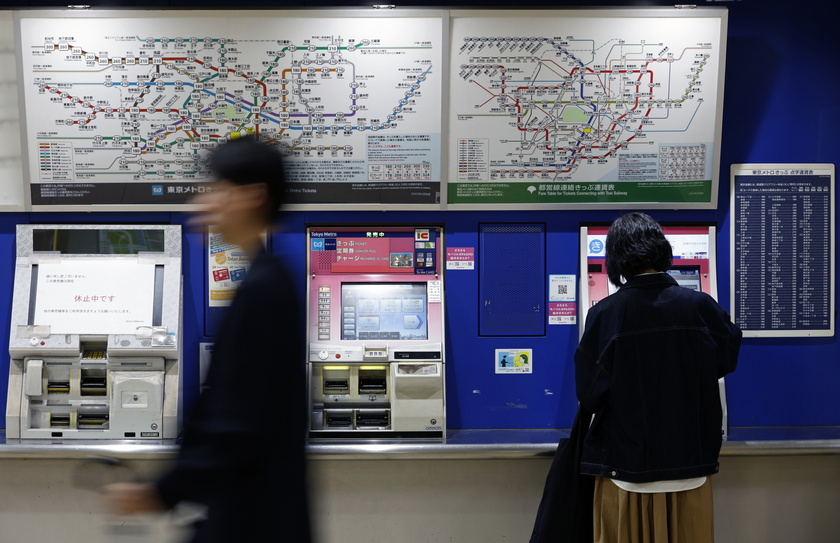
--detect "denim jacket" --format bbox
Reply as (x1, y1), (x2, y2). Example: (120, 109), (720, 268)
(575, 272), (742, 483)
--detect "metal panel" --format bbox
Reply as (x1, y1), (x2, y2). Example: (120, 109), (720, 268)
(479, 224), (545, 336)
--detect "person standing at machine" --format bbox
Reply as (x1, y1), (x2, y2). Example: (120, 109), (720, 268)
(575, 212), (741, 543)
(102, 135), (313, 543)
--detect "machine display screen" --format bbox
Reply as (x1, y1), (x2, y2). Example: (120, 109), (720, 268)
(32, 229), (166, 254)
(668, 265), (702, 291)
(341, 283), (428, 341)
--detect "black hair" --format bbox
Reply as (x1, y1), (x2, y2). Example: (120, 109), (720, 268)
(605, 212), (673, 287)
(209, 135), (287, 220)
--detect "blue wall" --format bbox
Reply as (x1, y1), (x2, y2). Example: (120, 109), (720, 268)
(1, 0), (838, 437)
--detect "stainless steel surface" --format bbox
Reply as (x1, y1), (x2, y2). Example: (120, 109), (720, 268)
(722, 440), (840, 456)
(2, 430), (839, 460)
(0, 435), (179, 459)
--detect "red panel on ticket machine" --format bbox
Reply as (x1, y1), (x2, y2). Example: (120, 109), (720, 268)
(582, 226), (717, 314)
(308, 227), (442, 345)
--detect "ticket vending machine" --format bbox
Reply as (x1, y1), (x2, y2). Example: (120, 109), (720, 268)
(6, 225), (182, 440)
(580, 225), (729, 439)
(307, 226), (444, 439)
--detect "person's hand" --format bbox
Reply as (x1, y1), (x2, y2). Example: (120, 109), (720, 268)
(100, 482), (167, 516)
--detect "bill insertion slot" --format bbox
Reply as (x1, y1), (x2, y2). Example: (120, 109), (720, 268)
(359, 367), (388, 395)
(77, 414), (109, 428)
(323, 380), (350, 394)
(80, 368), (107, 396)
(358, 376), (387, 394)
(47, 381), (71, 394)
(355, 409), (390, 428)
(321, 365), (351, 395)
(324, 410), (353, 428)
(49, 414), (71, 427)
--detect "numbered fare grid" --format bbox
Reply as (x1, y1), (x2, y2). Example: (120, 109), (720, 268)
(734, 174), (832, 333)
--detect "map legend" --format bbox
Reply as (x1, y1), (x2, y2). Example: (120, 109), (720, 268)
(37, 142), (74, 182)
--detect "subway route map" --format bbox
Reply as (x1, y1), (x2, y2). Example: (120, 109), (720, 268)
(448, 12), (725, 206)
(19, 14), (442, 206)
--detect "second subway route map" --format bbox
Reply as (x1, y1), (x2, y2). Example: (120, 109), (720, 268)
(449, 13), (724, 205)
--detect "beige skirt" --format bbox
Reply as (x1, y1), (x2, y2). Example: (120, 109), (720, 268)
(593, 476), (714, 543)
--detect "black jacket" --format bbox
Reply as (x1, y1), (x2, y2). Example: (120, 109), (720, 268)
(156, 251), (312, 543)
(575, 272), (741, 483)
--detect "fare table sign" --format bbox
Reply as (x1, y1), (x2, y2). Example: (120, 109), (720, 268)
(730, 164), (835, 337)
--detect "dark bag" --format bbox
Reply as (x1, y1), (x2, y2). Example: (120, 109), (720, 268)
(529, 406), (595, 543)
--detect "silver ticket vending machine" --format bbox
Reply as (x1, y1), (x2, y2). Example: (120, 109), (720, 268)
(6, 225), (182, 440)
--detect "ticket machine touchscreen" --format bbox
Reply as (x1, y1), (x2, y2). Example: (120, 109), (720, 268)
(307, 226), (444, 439)
(667, 265), (703, 291)
(340, 283), (429, 341)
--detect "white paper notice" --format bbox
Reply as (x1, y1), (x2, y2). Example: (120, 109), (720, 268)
(34, 260), (155, 334)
